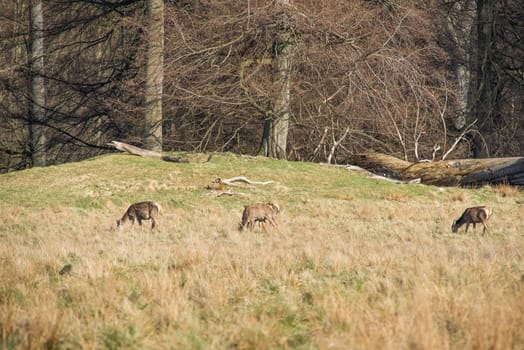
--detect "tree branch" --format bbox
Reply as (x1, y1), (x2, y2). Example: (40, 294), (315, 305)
(108, 140), (188, 162)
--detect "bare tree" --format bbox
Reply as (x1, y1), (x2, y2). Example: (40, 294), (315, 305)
(267, 0), (293, 159)
(442, 0), (524, 158)
(472, 0), (524, 157)
(443, 0), (476, 130)
(1, 0), (147, 170)
(29, 0), (47, 166)
(159, 1), (462, 162)
(472, 0), (497, 157)
(144, 0), (164, 152)
(0, 1), (30, 172)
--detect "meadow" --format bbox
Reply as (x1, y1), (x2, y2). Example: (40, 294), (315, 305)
(0, 153), (523, 349)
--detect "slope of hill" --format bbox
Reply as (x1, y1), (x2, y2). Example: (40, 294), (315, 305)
(1, 153), (522, 349)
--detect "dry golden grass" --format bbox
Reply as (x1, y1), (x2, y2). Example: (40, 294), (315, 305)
(0, 154), (523, 349)
(450, 191), (468, 203)
(493, 183), (522, 198)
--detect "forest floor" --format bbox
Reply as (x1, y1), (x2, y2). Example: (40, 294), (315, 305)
(1, 153), (523, 349)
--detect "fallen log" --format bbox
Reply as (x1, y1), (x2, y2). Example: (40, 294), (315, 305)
(206, 176), (274, 190)
(221, 176), (274, 186)
(349, 152), (524, 187)
(108, 141), (188, 163)
(205, 176), (273, 197)
(348, 153), (411, 179)
(458, 157), (524, 186)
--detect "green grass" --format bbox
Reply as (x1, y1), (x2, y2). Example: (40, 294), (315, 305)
(0, 152), (489, 210)
(0, 153), (523, 349)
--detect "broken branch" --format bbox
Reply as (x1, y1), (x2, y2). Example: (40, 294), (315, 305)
(108, 141), (188, 163)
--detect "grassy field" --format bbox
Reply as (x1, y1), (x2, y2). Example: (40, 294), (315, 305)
(0, 153), (523, 349)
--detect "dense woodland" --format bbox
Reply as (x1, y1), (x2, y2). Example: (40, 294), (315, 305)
(0, 0), (523, 172)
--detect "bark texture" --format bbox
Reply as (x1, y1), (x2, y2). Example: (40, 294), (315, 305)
(29, 0), (46, 166)
(144, 0), (164, 152)
(349, 152), (524, 187)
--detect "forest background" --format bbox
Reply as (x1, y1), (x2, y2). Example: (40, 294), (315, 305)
(1, 0), (523, 173)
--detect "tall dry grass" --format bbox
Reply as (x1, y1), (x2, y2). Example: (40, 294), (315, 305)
(1, 155), (523, 349)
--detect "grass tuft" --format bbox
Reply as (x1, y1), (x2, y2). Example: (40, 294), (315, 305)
(493, 183), (522, 198)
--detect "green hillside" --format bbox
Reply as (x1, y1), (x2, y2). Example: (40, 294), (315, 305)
(0, 153), (522, 349)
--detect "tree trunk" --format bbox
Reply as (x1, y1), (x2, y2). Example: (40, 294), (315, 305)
(258, 120), (271, 157)
(445, 0), (476, 130)
(472, 0), (498, 157)
(144, 0), (164, 152)
(349, 152), (524, 187)
(268, 1), (293, 159)
(29, 0), (46, 166)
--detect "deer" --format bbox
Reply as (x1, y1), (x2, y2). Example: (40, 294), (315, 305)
(451, 206), (492, 235)
(116, 201), (161, 230)
(206, 177), (228, 191)
(239, 202), (280, 231)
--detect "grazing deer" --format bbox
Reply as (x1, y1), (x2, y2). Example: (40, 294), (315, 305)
(206, 177), (228, 191)
(451, 206), (492, 234)
(239, 202), (280, 231)
(117, 201), (161, 230)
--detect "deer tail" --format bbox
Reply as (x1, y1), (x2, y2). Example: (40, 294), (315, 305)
(153, 202), (162, 213)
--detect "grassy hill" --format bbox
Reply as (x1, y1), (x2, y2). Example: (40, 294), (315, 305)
(1, 153), (523, 349)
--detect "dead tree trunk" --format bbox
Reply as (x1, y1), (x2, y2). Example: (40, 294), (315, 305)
(349, 152), (524, 187)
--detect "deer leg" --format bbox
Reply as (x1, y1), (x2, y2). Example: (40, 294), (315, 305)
(258, 220), (267, 231)
(465, 223), (470, 232)
(137, 218), (142, 226)
(482, 220), (489, 234)
(151, 218), (157, 229)
(258, 218), (273, 231)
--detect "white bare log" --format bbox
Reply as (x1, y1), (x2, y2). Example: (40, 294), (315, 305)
(221, 176), (274, 186)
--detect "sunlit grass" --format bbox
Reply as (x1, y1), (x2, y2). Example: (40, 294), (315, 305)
(0, 153), (523, 349)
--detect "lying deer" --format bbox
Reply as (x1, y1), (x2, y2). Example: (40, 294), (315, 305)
(239, 202), (280, 231)
(451, 206), (492, 234)
(117, 201), (161, 230)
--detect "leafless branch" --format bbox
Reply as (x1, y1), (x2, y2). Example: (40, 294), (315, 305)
(441, 119), (477, 160)
(327, 127), (350, 164)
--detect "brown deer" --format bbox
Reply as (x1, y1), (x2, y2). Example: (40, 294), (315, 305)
(239, 202), (280, 231)
(206, 177), (228, 191)
(117, 201), (161, 230)
(451, 206), (492, 234)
